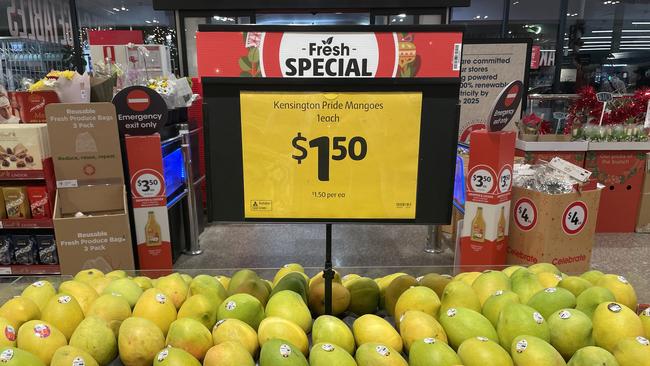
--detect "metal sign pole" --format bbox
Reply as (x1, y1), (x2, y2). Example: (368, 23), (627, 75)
(324, 223), (333, 315)
(180, 123), (202, 255)
(424, 225), (443, 253)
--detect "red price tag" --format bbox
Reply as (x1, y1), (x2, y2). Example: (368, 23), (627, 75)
(514, 198), (537, 231)
(130, 169), (165, 198)
(468, 165), (496, 194)
(562, 201), (588, 235)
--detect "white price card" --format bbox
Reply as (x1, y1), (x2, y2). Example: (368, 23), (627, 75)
(57, 180), (79, 188)
(549, 157), (591, 183)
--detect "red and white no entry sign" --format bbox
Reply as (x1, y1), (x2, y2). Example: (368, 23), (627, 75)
(504, 84), (520, 107)
(126, 89), (151, 112)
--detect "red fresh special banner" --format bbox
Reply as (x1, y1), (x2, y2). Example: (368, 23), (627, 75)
(196, 31), (463, 78)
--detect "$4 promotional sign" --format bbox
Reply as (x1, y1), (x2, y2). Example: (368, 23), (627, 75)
(240, 92), (423, 219)
(196, 31), (462, 78)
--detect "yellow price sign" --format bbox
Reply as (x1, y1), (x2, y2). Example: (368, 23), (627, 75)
(240, 91), (423, 219)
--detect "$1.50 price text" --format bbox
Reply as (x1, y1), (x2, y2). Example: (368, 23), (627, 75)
(291, 132), (368, 181)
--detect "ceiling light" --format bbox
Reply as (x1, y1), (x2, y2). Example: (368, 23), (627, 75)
(583, 41), (612, 44)
(622, 29), (650, 33)
(398, 13), (407, 18)
(604, 64), (628, 67)
(632, 22), (650, 25)
(513, 1), (519, 4)
(484, 15), (488, 19)
(579, 47), (611, 50)
(112, 7), (120, 11)
(592, 30), (613, 33)
(145, 20), (151, 23)
(582, 36), (612, 39)
(121, 6), (126, 10)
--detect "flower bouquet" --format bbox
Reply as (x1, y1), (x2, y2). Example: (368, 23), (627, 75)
(518, 113), (543, 141)
(90, 60), (122, 102)
(28, 70), (90, 103)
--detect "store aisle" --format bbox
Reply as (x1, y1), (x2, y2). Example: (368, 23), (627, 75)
(178, 224), (649, 301)
(175, 224), (455, 270)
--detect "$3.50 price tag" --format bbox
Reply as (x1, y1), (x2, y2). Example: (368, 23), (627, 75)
(131, 169), (165, 198)
(468, 165), (496, 194)
(562, 201), (587, 235)
(514, 198), (537, 231)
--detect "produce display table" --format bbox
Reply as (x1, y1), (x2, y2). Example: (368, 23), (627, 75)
(515, 140), (588, 167)
(586, 142), (650, 233)
(1, 263), (648, 366)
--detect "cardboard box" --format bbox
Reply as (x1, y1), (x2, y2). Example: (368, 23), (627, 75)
(585, 147), (648, 232)
(0, 124), (49, 171)
(636, 153), (650, 233)
(507, 185), (602, 273)
(53, 185), (133, 273)
(460, 130), (516, 266)
(8, 91), (60, 123)
(47, 102), (134, 275)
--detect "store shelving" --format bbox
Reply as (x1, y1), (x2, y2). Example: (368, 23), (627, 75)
(0, 218), (53, 229)
(0, 169), (45, 180)
(0, 264), (60, 276)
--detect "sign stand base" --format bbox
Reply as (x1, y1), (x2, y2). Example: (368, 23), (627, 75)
(324, 223), (334, 315)
(424, 225), (443, 253)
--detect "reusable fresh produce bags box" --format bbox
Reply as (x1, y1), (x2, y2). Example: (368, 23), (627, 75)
(46, 102), (134, 275)
(507, 183), (602, 273)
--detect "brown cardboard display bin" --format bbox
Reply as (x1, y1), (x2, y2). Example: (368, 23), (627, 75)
(46, 103), (135, 275)
(507, 185), (602, 273)
(53, 185), (134, 274)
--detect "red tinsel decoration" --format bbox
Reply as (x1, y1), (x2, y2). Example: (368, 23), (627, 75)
(539, 120), (552, 135)
(568, 86), (650, 126)
(568, 86), (601, 125)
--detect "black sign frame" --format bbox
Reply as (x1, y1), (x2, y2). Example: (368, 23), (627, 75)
(201, 25), (464, 225)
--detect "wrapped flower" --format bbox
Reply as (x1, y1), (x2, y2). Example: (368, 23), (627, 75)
(521, 113), (542, 134)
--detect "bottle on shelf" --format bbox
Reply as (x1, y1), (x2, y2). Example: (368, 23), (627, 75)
(145, 211), (162, 247)
(497, 206), (506, 242)
(471, 207), (486, 242)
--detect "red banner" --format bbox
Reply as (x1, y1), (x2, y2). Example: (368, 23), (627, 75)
(197, 31), (463, 78)
(125, 135), (173, 273)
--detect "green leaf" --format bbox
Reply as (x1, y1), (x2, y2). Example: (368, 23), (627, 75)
(239, 57), (252, 71)
(242, 32), (248, 44)
(240, 71), (252, 77)
(248, 47), (259, 64)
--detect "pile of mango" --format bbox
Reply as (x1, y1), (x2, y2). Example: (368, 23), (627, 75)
(0, 262), (647, 366)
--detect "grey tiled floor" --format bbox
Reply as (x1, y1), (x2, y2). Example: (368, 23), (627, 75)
(176, 223), (650, 301)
